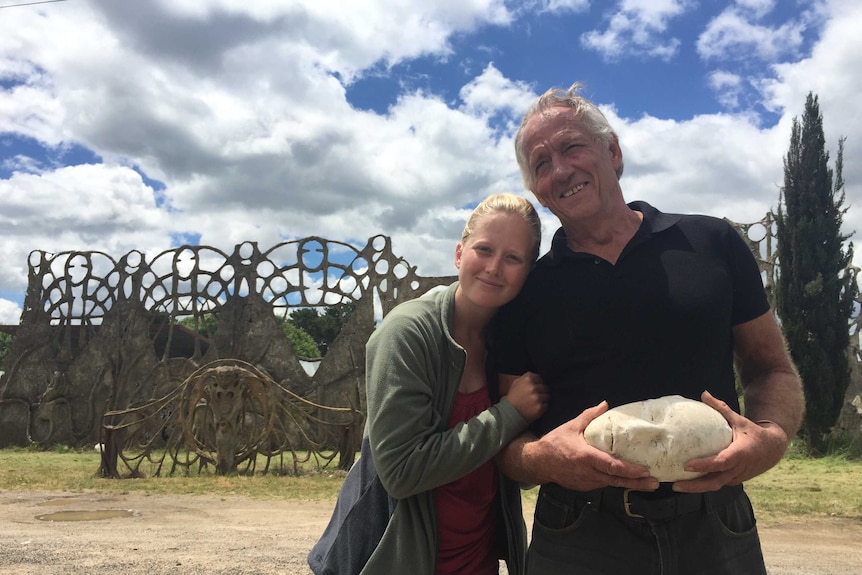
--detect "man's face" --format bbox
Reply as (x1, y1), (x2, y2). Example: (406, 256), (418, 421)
(520, 106), (623, 224)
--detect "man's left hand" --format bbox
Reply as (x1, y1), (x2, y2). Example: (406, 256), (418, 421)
(671, 390), (788, 493)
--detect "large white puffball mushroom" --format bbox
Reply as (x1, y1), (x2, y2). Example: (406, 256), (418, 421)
(583, 395), (733, 482)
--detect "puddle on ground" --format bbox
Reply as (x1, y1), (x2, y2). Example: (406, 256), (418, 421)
(37, 498), (77, 507)
(35, 509), (135, 522)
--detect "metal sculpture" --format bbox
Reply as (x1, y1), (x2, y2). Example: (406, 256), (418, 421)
(99, 359), (360, 477)
(0, 235), (455, 475)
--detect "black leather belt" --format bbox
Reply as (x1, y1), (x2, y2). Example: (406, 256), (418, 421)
(541, 483), (743, 521)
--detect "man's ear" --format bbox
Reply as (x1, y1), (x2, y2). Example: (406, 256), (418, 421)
(455, 243), (463, 269)
(609, 136), (623, 172)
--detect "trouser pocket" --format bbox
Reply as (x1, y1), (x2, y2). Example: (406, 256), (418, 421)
(534, 489), (590, 531)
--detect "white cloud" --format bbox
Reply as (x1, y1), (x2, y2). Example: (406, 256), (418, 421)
(708, 70), (745, 109)
(541, 0), (590, 13)
(580, 0), (693, 61)
(733, 0), (776, 19)
(1, 0), (862, 312)
(0, 299), (21, 325)
(458, 63), (537, 118)
(697, 8), (806, 62)
(90, 0), (513, 83)
(0, 164), (176, 293)
(757, 0), (862, 245)
(0, 0), (525, 294)
(0, 152), (41, 174)
(613, 109), (786, 225)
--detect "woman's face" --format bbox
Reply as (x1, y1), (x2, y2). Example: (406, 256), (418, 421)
(455, 211), (534, 311)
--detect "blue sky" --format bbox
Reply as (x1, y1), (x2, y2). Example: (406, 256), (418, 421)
(1, 0), (861, 324)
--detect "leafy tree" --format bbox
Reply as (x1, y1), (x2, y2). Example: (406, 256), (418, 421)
(281, 321), (321, 359)
(775, 92), (857, 454)
(177, 314), (219, 338)
(176, 311), (322, 360)
(0, 332), (12, 372)
(289, 304), (355, 355)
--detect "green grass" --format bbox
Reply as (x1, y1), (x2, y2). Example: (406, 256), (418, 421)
(0, 447), (346, 501)
(1, 445), (860, 521)
(745, 446), (862, 520)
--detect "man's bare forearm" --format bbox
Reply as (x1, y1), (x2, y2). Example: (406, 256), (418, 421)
(496, 431), (553, 485)
(733, 311), (805, 442)
(742, 368), (804, 440)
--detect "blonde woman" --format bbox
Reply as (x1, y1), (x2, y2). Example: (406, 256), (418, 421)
(310, 193), (547, 575)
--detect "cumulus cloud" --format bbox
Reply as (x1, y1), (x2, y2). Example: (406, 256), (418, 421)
(1, 0), (862, 314)
(540, 0), (590, 13)
(0, 0), (527, 300)
(708, 70), (745, 109)
(458, 63), (537, 118)
(697, 5), (810, 62)
(0, 299), (21, 325)
(90, 0), (514, 82)
(733, 0), (777, 20)
(757, 0), (862, 245)
(0, 163), (176, 292)
(613, 109), (786, 224)
(580, 0), (693, 61)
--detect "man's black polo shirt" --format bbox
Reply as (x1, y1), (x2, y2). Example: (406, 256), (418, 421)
(493, 201), (770, 436)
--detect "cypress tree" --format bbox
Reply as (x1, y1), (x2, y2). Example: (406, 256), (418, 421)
(775, 93), (857, 454)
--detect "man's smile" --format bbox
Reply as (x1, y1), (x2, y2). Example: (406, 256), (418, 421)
(561, 182), (587, 198)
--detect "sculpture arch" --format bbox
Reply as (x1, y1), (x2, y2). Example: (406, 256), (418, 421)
(0, 235), (455, 474)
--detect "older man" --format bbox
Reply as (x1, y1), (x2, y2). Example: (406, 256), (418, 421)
(493, 83), (804, 575)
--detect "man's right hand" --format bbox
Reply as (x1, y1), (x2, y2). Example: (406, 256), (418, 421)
(498, 400), (659, 492)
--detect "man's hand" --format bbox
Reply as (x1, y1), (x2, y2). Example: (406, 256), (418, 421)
(510, 401), (659, 492)
(672, 391), (788, 493)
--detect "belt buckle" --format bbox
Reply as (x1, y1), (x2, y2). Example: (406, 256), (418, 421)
(623, 489), (644, 519)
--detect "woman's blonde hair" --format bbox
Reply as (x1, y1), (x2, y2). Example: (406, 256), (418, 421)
(461, 193), (542, 263)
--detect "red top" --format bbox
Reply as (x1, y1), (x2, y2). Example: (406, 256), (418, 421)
(434, 386), (499, 575)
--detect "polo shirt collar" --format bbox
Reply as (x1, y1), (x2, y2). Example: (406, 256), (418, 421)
(544, 200), (681, 266)
(628, 200), (680, 234)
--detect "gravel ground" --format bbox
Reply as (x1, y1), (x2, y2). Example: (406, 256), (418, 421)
(1, 490), (860, 574)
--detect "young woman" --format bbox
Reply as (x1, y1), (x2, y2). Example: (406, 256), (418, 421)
(309, 193), (547, 575)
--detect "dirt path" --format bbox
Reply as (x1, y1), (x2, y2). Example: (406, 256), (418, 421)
(1, 490), (860, 574)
